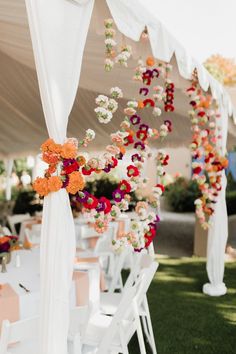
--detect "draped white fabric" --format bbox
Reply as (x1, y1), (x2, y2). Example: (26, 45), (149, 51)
(203, 100), (229, 296)
(24, 0), (94, 353)
(4, 158), (14, 201)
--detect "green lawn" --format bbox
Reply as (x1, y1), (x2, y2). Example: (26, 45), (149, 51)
(129, 257), (236, 354)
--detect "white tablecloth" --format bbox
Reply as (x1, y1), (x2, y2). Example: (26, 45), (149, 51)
(0, 248), (100, 321)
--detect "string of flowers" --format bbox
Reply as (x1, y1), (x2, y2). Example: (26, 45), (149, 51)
(104, 18), (132, 72)
(33, 54), (174, 252)
(186, 73), (228, 229)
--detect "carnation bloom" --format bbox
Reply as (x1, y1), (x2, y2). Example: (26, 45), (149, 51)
(63, 160), (79, 175)
(98, 197), (112, 214)
(83, 195), (98, 209)
(136, 130), (148, 141)
(66, 171), (85, 194)
(42, 152), (60, 165)
(48, 176), (63, 193)
(33, 177), (49, 197)
(118, 180), (131, 193)
(112, 189), (125, 202)
(127, 165), (140, 177)
(61, 142), (77, 159)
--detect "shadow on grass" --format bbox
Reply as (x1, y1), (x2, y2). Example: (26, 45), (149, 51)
(128, 258), (236, 354)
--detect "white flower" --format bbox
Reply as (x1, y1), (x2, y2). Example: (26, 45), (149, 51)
(94, 107), (113, 124)
(104, 59), (114, 72)
(105, 38), (117, 47)
(107, 98), (118, 113)
(85, 129), (95, 140)
(95, 95), (109, 108)
(157, 165), (164, 176)
(153, 107), (162, 116)
(110, 87), (123, 99)
(104, 18), (113, 28)
(194, 199), (203, 206)
(127, 100), (138, 108)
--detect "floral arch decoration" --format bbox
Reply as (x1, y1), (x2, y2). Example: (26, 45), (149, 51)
(33, 19), (228, 252)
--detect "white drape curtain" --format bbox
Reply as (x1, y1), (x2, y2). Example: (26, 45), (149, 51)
(203, 101), (229, 296)
(4, 158), (14, 201)
(24, 0), (94, 353)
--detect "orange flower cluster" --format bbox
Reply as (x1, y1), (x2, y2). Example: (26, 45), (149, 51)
(33, 176), (62, 197)
(66, 171), (85, 195)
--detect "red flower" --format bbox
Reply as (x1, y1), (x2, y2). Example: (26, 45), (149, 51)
(63, 161), (79, 175)
(127, 165), (140, 177)
(83, 195), (98, 209)
(136, 130), (148, 141)
(99, 197), (112, 214)
(144, 228), (156, 247)
(118, 180), (131, 193)
(143, 98), (155, 107)
(124, 134), (134, 146)
(111, 157), (118, 168)
(156, 184), (165, 193)
(193, 166), (202, 175)
(82, 166), (94, 175)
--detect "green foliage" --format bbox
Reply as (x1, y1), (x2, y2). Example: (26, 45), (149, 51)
(0, 160), (5, 175)
(86, 177), (118, 200)
(14, 158), (31, 177)
(128, 258), (236, 354)
(226, 190), (236, 216)
(164, 177), (201, 212)
(227, 171), (236, 192)
(13, 190), (42, 215)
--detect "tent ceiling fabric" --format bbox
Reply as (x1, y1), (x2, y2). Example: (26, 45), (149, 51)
(0, 0), (235, 157)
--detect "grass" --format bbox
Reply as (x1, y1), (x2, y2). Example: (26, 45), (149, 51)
(128, 257), (236, 354)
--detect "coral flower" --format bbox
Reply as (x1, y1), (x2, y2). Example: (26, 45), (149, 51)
(146, 56), (155, 67)
(33, 177), (49, 197)
(48, 176), (63, 192)
(66, 171), (85, 195)
(61, 142), (77, 159)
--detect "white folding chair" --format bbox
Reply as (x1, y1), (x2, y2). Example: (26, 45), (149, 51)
(68, 306), (90, 354)
(7, 214), (30, 235)
(77, 222), (119, 278)
(81, 286), (141, 354)
(0, 307), (89, 354)
(24, 224), (41, 245)
(100, 253), (158, 354)
(0, 317), (39, 354)
(82, 261), (158, 354)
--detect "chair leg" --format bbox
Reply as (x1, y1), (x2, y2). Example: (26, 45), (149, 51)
(143, 297), (157, 354)
(133, 301), (147, 354)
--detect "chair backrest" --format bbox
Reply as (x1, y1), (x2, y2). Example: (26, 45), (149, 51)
(124, 252), (153, 290)
(80, 224), (100, 239)
(0, 317), (39, 354)
(7, 213), (31, 235)
(134, 261), (158, 307)
(108, 248), (130, 292)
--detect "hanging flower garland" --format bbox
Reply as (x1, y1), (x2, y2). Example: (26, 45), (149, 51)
(104, 18), (132, 71)
(34, 27), (175, 252)
(186, 74), (228, 229)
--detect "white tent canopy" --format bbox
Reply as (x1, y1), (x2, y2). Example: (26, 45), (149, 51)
(0, 0), (234, 353)
(0, 0), (236, 157)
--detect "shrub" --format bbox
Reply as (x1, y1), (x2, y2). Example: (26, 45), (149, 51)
(164, 177), (201, 213)
(226, 191), (236, 216)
